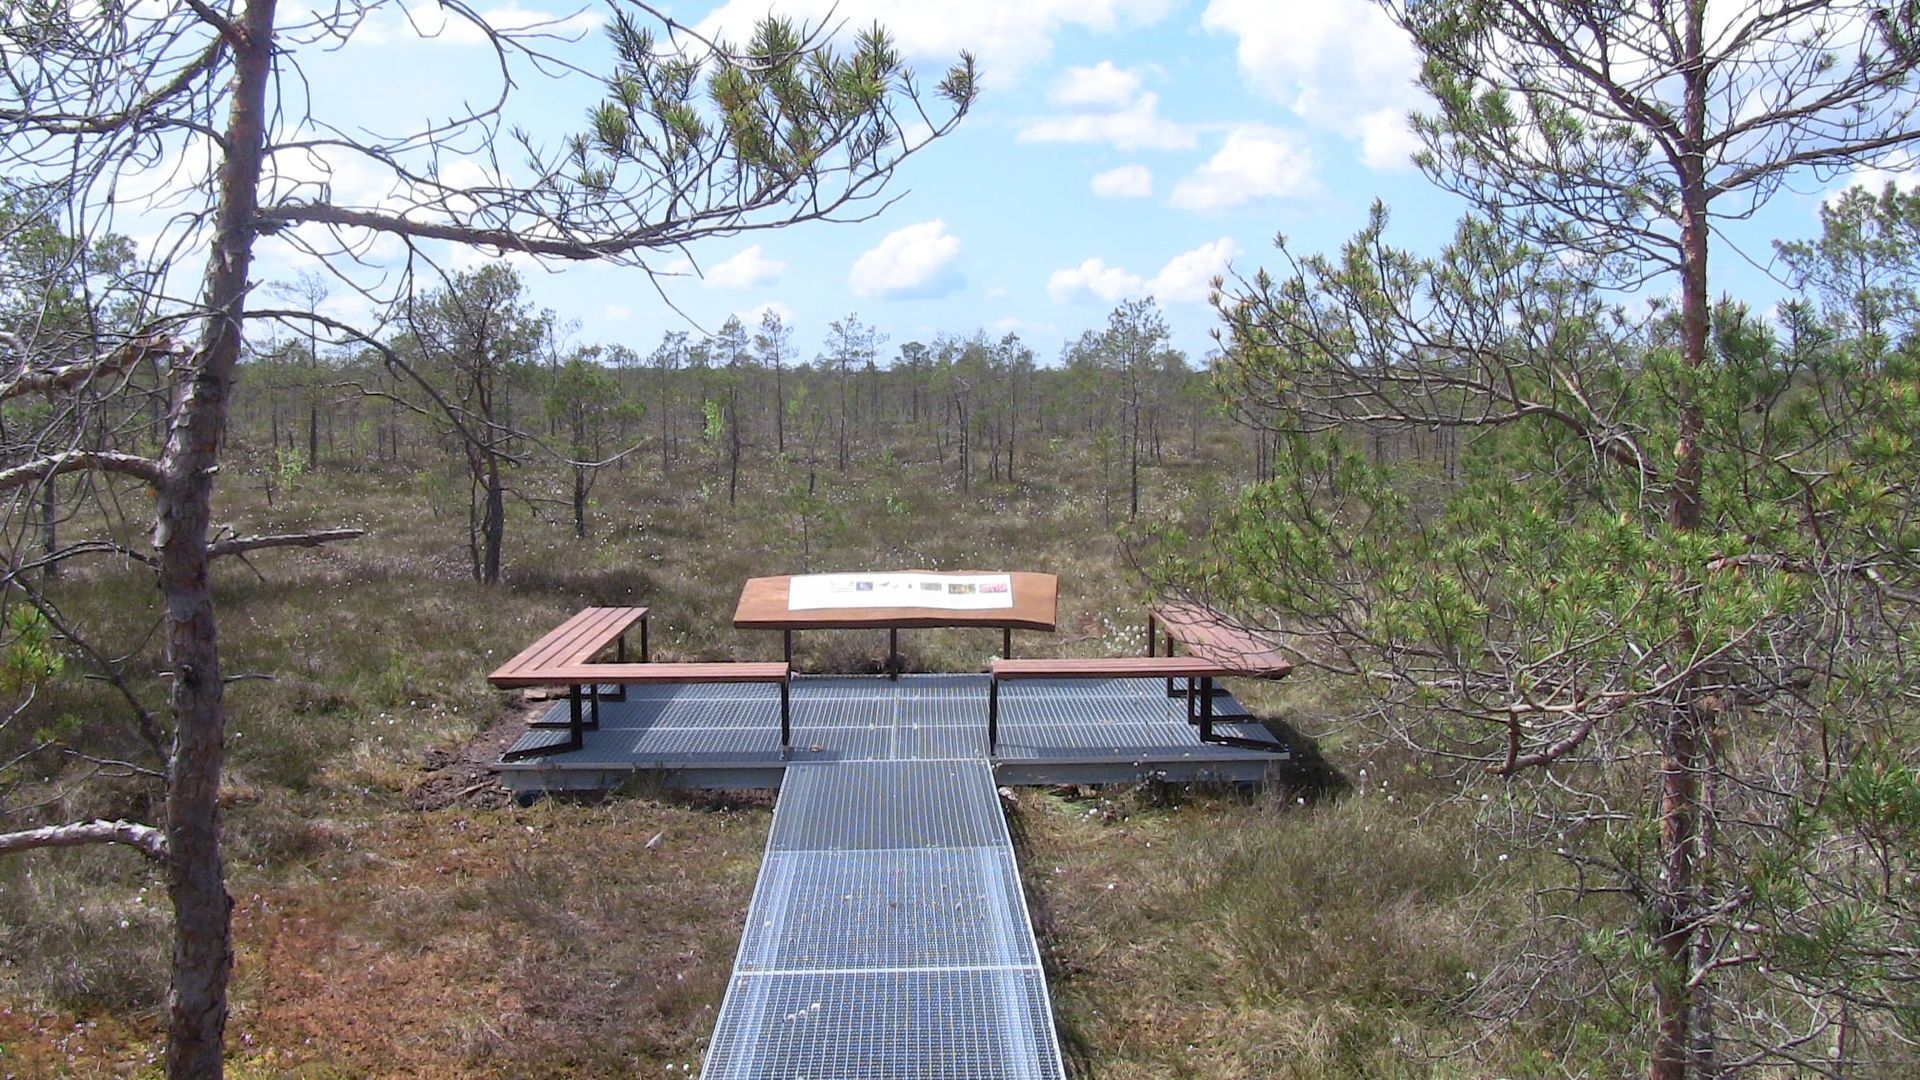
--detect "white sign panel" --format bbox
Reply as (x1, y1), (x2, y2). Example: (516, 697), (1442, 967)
(788, 572), (1015, 611)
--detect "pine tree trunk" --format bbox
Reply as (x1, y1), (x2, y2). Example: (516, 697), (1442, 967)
(482, 457), (504, 585)
(1007, 375), (1018, 484)
(159, 4), (276, 1076)
(1652, 14), (1710, 1078)
(573, 465), (588, 539)
(1129, 397), (1141, 519)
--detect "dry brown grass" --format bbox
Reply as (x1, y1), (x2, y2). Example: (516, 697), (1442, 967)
(1012, 785), (1532, 1079)
(0, 427), (1560, 1076)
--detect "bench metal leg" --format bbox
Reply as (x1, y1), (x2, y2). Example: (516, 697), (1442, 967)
(641, 617), (649, 662)
(1200, 676), (1213, 743)
(1169, 675), (1230, 698)
(889, 628), (900, 680)
(1164, 631), (1178, 697)
(988, 677), (999, 755)
(585, 683), (602, 729)
(568, 686), (585, 751)
(784, 630), (793, 664)
(779, 678), (791, 752)
(1003, 626), (1012, 659)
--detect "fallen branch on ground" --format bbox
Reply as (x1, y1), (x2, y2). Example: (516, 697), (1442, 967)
(207, 527), (366, 558)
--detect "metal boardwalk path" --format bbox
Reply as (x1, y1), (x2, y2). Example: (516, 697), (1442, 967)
(701, 693), (1067, 1078)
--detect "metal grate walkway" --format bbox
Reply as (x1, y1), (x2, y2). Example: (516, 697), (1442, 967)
(702, 691), (1067, 1079)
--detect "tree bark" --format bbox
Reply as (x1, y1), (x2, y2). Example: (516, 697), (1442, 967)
(1652, 11), (1710, 1079)
(206, 527), (365, 558)
(572, 465), (589, 539)
(157, 4), (276, 1076)
(1129, 389), (1141, 519)
(0, 818), (169, 861)
(482, 456), (504, 584)
(727, 385), (741, 506)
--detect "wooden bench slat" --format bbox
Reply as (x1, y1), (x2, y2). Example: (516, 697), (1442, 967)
(1150, 602), (1292, 677)
(540, 606), (645, 665)
(493, 607), (624, 675)
(489, 661), (788, 688)
(558, 606), (651, 665)
(991, 656), (1234, 679)
(491, 606), (649, 680)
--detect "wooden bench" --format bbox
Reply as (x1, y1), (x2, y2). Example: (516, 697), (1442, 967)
(490, 605), (651, 680)
(489, 607), (792, 756)
(1148, 601), (1293, 677)
(987, 604), (1293, 754)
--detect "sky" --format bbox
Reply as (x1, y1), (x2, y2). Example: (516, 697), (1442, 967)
(239, 0), (1904, 367)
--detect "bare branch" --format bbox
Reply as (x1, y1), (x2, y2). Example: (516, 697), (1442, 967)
(0, 450), (163, 492)
(0, 819), (168, 864)
(0, 332), (187, 403)
(206, 527), (366, 558)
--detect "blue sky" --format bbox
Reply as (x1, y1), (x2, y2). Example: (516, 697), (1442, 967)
(241, 0), (1895, 366)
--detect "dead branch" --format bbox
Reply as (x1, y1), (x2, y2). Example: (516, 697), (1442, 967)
(0, 818), (168, 863)
(0, 332), (186, 402)
(206, 527), (365, 558)
(0, 450), (163, 492)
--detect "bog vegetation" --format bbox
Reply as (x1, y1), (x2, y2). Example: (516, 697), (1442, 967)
(2, 2), (1920, 1079)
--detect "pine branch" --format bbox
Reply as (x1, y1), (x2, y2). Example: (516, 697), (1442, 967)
(0, 819), (168, 863)
(0, 450), (163, 492)
(0, 333), (185, 403)
(206, 527), (366, 558)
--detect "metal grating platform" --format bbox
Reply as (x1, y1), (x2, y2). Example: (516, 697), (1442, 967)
(498, 674), (1289, 791)
(487, 678), (1287, 1075)
(736, 848), (1039, 972)
(768, 760), (1011, 851)
(703, 752), (1065, 1079)
(703, 969), (1059, 1079)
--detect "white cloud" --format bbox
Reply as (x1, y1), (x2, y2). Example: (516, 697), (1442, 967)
(1048, 237), (1243, 306)
(1356, 108), (1423, 171)
(1171, 125), (1314, 211)
(1051, 61), (1142, 109)
(1020, 62), (1191, 152)
(1018, 91), (1194, 152)
(1091, 164), (1153, 199)
(849, 219), (965, 299)
(1048, 258), (1142, 304)
(1202, 0), (1423, 170)
(1825, 152), (1920, 207)
(1150, 237), (1240, 303)
(696, 0), (1177, 85)
(736, 300), (798, 329)
(260, 143), (397, 209)
(605, 304), (632, 321)
(704, 244), (785, 289)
